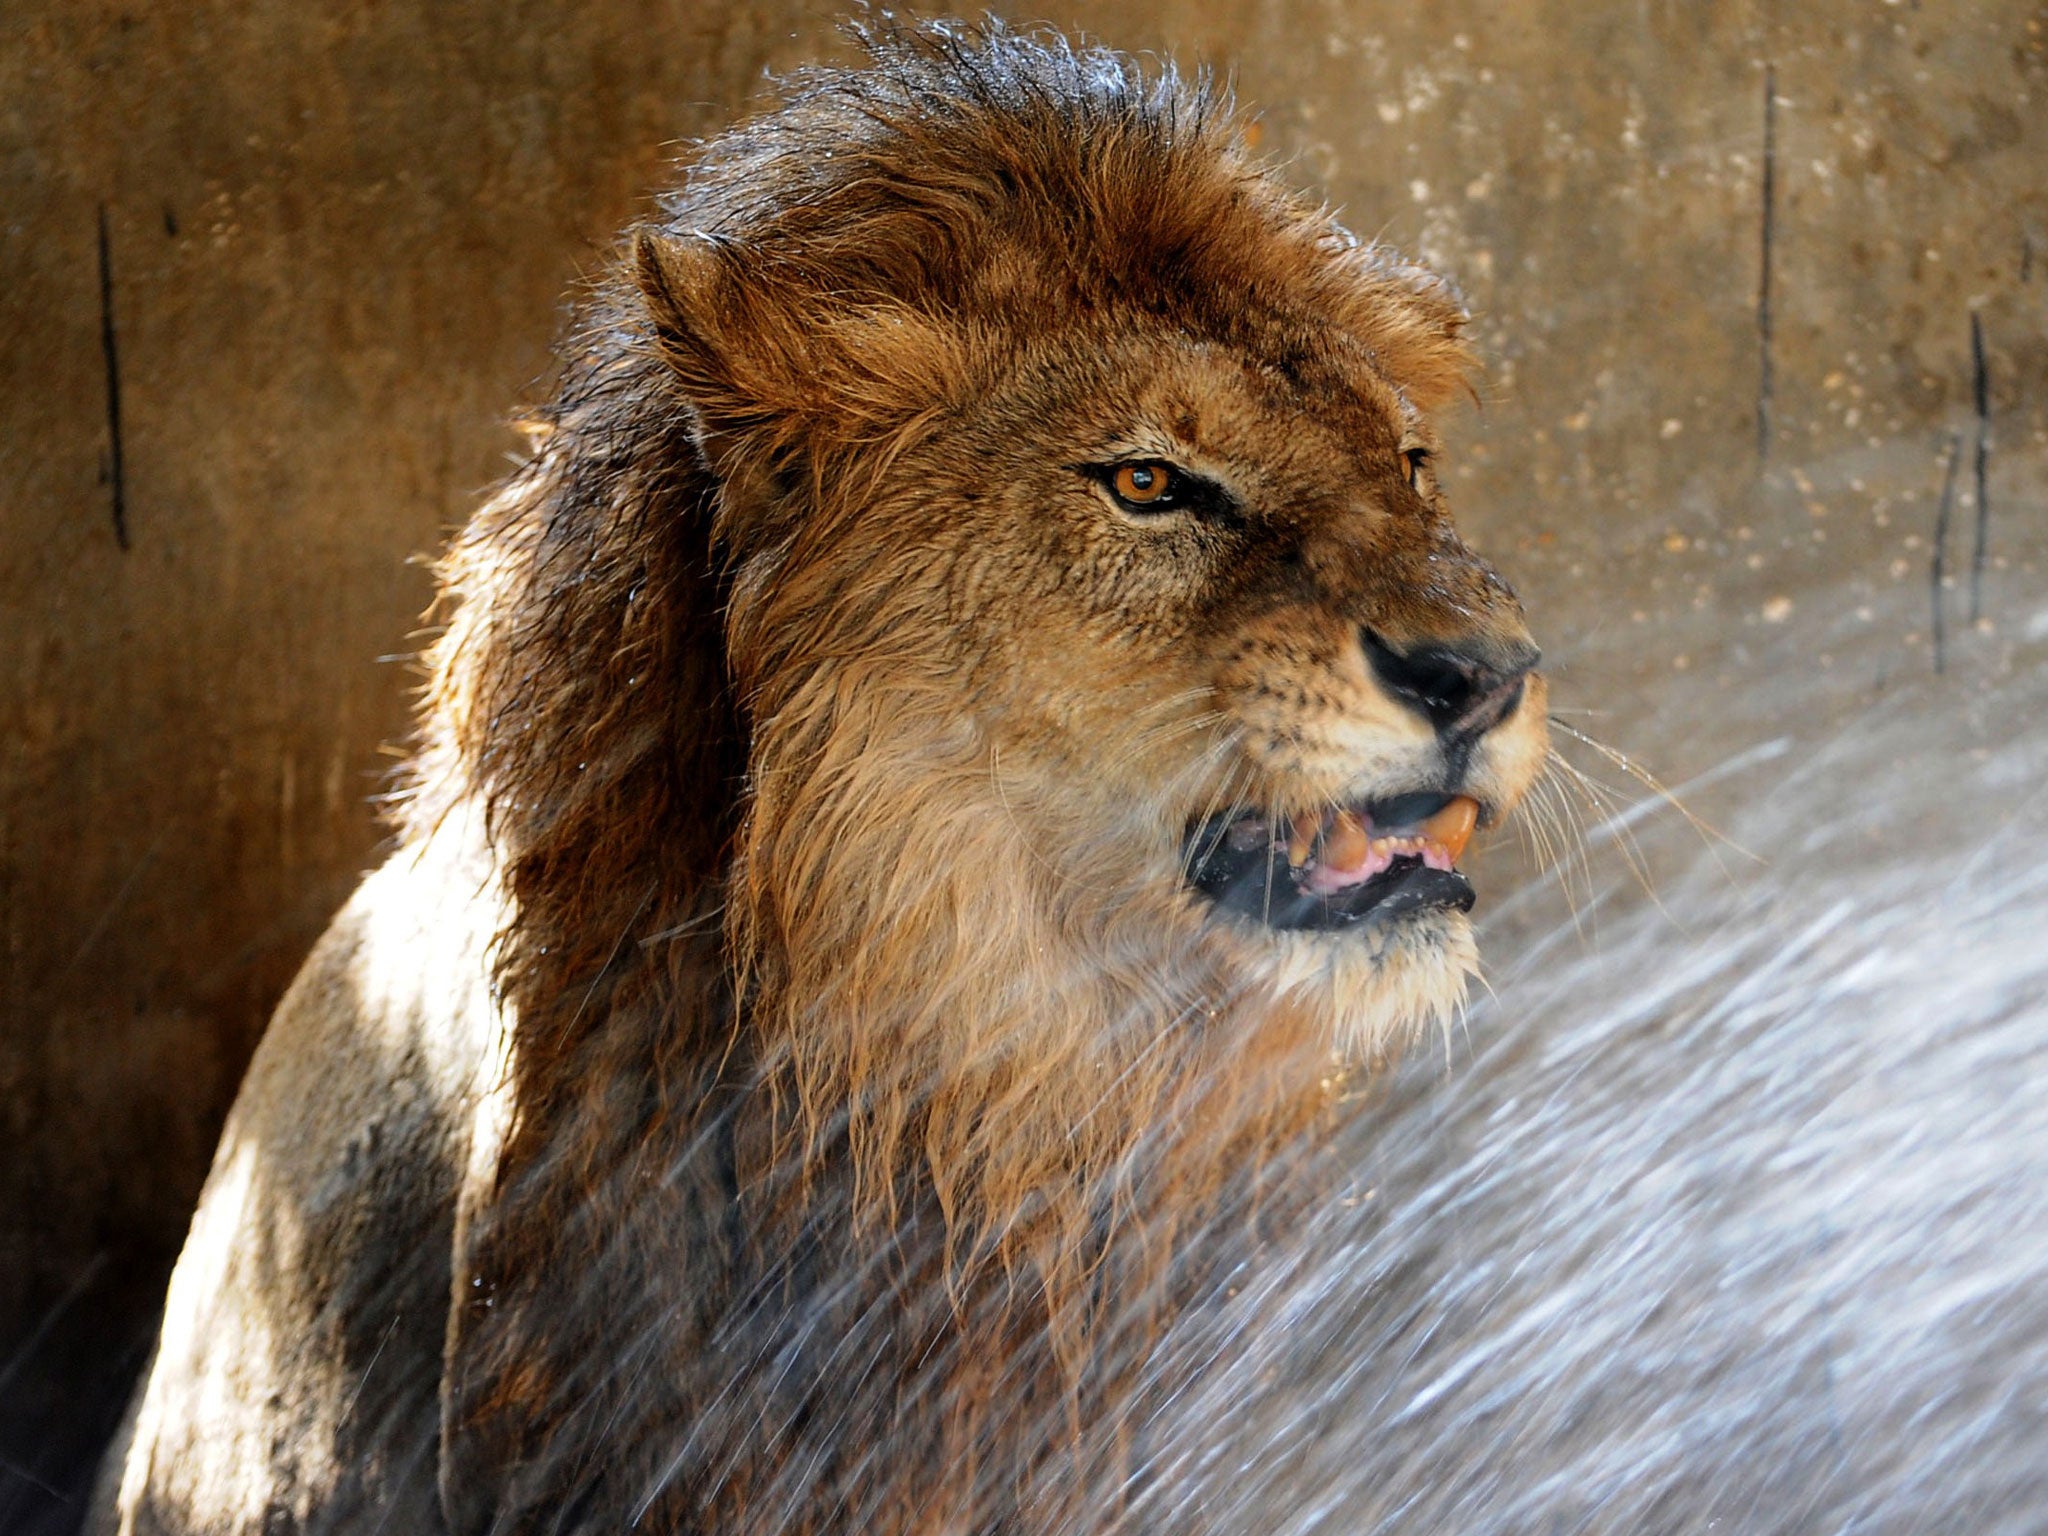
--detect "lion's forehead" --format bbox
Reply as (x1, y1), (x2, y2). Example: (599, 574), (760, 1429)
(973, 329), (1416, 500)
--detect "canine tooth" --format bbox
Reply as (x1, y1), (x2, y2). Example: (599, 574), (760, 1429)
(1420, 795), (1480, 864)
(1324, 809), (1370, 871)
(1288, 812), (1319, 869)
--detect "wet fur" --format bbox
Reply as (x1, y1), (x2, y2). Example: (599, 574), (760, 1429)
(94, 21), (1545, 1534)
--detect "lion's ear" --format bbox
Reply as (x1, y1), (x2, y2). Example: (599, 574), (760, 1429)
(1331, 250), (1477, 414)
(634, 226), (969, 455)
(634, 228), (810, 437)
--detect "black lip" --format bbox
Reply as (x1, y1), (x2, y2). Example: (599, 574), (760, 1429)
(1181, 811), (1476, 934)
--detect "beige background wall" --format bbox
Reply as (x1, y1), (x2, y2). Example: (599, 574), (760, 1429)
(3, 1), (2043, 1527)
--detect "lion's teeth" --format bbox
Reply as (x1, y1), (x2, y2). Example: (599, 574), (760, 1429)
(1323, 809), (1370, 871)
(1284, 794), (1480, 892)
(1287, 812), (1319, 869)
(1419, 796), (1479, 865)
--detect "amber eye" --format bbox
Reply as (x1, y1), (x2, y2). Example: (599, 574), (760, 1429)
(1083, 458), (1231, 520)
(1403, 447), (1431, 489)
(1111, 461), (1176, 507)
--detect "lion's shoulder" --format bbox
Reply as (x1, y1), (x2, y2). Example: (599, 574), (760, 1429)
(90, 822), (506, 1534)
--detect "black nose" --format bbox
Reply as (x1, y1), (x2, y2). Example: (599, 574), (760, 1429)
(1362, 629), (1540, 739)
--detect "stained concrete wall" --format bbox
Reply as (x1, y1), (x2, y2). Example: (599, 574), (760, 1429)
(3, 1), (2043, 1528)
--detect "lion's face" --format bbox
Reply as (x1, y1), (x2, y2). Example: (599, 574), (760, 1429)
(635, 101), (1544, 1057)
(807, 321), (1546, 1050)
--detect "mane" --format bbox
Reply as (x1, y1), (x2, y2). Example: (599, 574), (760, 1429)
(402, 23), (1473, 1491)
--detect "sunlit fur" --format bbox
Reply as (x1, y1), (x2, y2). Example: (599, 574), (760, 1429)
(98, 20), (1545, 1535)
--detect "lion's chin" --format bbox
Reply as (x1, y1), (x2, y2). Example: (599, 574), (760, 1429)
(1187, 901), (1474, 1073)
(1207, 907), (1479, 1062)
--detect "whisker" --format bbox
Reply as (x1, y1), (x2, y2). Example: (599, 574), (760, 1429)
(1549, 716), (1762, 866)
(1544, 749), (1675, 920)
(1099, 709), (1233, 780)
(1516, 768), (1585, 927)
(1177, 756), (1259, 888)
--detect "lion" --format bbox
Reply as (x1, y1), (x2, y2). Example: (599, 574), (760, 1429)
(92, 19), (1547, 1535)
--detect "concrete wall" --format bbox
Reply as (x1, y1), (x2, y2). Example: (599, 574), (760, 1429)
(3, 0), (2042, 1527)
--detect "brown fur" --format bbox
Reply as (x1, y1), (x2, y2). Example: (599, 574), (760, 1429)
(100, 19), (1546, 1535)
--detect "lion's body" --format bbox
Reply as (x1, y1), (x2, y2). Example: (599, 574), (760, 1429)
(94, 23), (1546, 1534)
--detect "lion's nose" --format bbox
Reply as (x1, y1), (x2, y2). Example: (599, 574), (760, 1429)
(1361, 628), (1540, 741)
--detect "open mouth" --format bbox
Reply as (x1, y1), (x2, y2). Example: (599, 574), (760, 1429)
(1182, 792), (1482, 933)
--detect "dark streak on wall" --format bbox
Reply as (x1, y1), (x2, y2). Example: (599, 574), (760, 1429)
(1968, 309), (1993, 622)
(95, 205), (128, 553)
(1757, 63), (1777, 468)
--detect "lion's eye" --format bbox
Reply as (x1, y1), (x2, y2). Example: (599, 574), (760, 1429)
(1080, 459), (1240, 525)
(1403, 447), (1431, 489)
(1111, 461), (1179, 509)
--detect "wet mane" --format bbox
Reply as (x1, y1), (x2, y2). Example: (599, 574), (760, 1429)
(402, 20), (1473, 1527)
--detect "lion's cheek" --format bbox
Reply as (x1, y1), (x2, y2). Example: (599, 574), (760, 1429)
(977, 646), (1223, 801)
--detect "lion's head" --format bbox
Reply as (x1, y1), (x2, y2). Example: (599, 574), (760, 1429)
(417, 19), (1545, 1292)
